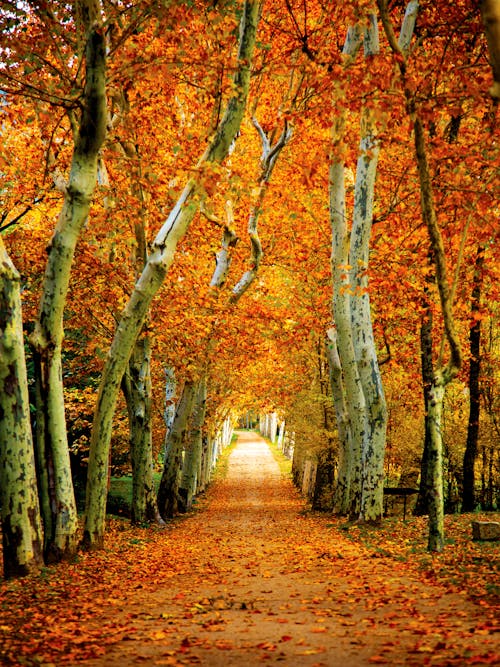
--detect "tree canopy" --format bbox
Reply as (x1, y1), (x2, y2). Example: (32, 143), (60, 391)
(0, 0), (499, 574)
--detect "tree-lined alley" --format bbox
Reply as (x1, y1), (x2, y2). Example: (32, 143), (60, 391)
(0, 0), (499, 580)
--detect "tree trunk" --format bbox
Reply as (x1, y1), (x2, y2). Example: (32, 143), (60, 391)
(426, 379), (445, 551)
(329, 156), (365, 520)
(378, 0), (461, 551)
(113, 98), (164, 526)
(29, 9), (107, 562)
(330, 14), (388, 523)
(413, 115), (463, 551)
(0, 240), (44, 579)
(179, 376), (207, 513)
(122, 334), (162, 525)
(480, 0), (500, 99)
(326, 329), (352, 514)
(83, 1), (260, 549)
(462, 246), (485, 512)
(329, 13), (400, 522)
(328, 25), (364, 519)
(157, 382), (196, 519)
(164, 366), (177, 435)
(349, 24), (388, 521)
(415, 284), (434, 516)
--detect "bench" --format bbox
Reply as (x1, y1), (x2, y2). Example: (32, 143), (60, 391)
(383, 487), (419, 520)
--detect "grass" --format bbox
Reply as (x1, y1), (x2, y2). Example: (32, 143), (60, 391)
(253, 429), (293, 479)
(211, 432), (239, 482)
(107, 435), (241, 517)
(106, 473), (161, 517)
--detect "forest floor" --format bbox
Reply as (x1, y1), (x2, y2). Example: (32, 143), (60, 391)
(0, 431), (499, 667)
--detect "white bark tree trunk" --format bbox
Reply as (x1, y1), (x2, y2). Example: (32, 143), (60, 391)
(269, 412), (278, 444)
(348, 19), (387, 522)
(179, 376), (207, 513)
(157, 381), (196, 519)
(328, 22), (366, 518)
(426, 380), (445, 551)
(277, 420), (286, 452)
(0, 240), (44, 579)
(329, 5), (418, 521)
(83, 1), (261, 549)
(329, 140), (365, 518)
(223, 417), (233, 447)
(164, 367), (177, 435)
(29, 4), (107, 562)
(326, 328), (352, 514)
(122, 335), (162, 525)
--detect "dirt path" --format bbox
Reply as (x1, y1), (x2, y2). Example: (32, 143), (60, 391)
(81, 431), (498, 666)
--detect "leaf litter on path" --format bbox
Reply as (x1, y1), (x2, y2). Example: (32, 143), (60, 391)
(1, 430), (498, 666)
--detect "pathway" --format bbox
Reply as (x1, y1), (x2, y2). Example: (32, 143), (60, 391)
(81, 431), (497, 666)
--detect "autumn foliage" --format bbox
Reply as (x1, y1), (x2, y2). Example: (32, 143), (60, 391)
(0, 0), (499, 594)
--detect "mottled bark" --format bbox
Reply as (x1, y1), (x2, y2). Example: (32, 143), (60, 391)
(349, 31), (388, 522)
(29, 4), (107, 562)
(0, 240), (44, 578)
(157, 382), (196, 519)
(329, 156), (365, 519)
(178, 376), (207, 513)
(426, 381), (445, 551)
(330, 14), (388, 522)
(122, 335), (162, 525)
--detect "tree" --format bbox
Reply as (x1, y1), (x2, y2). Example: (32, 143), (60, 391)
(0, 0), (108, 562)
(462, 246), (485, 511)
(0, 237), (44, 578)
(158, 116), (292, 518)
(29, 1), (107, 562)
(378, 0), (464, 550)
(83, 0), (262, 549)
(115, 93), (162, 526)
(328, 4), (418, 522)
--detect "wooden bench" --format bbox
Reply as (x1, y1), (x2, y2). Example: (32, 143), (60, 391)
(383, 487), (419, 520)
